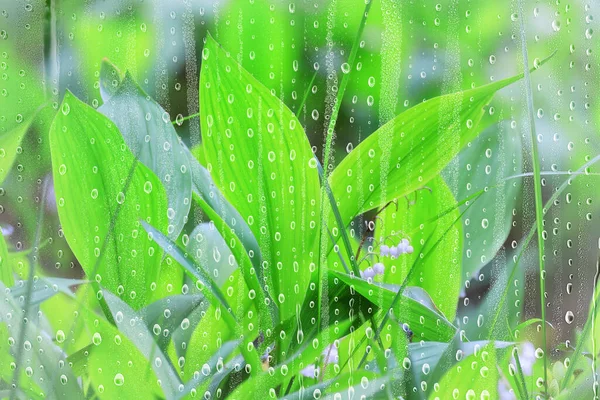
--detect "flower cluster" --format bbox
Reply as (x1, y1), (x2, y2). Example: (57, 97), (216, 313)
(359, 238), (413, 279)
(379, 238), (413, 258)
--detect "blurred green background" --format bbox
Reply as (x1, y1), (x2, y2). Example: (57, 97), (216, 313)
(1, 0), (599, 357)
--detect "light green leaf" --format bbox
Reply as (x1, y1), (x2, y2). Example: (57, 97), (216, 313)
(186, 146), (262, 273)
(186, 223), (238, 287)
(199, 34), (321, 321)
(49, 91), (169, 309)
(0, 282), (83, 398)
(330, 71), (534, 227)
(443, 122), (522, 279)
(99, 72), (192, 239)
(66, 300), (165, 399)
(143, 294), (207, 356)
(375, 176), (462, 320)
(332, 271), (457, 342)
(103, 290), (183, 399)
(0, 119), (30, 184)
(428, 342), (499, 400)
(0, 232), (11, 286)
(99, 58), (123, 103)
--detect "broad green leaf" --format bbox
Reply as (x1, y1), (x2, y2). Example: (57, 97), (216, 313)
(142, 294), (206, 354)
(186, 222), (238, 287)
(443, 122), (522, 279)
(0, 119), (30, 184)
(174, 340), (240, 400)
(375, 176), (462, 320)
(283, 372), (389, 400)
(186, 146), (262, 274)
(428, 342), (499, 400)
(49, 91), (170, 309)
(329, 71), (532, 227)
(102, 290), (183, 399)
(99, 71), (192, 239)
(0, 282), (83, 398)
(9, 277), (84, 307)
(66, 300), (165, 399)
(332, 271), (457, 342)
(142, 221), (264, 376)
(199, 34), (321, 321)
(0, 232), (11, 286)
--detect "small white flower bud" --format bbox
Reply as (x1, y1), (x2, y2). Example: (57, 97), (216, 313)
(406, 245), (414, 254)
(380, 244), (390, 256)
(373, 262), (385, 275)
(389, 246), (400, 258)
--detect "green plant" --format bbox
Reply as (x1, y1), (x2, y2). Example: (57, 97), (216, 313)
(0, 20), (597, 400)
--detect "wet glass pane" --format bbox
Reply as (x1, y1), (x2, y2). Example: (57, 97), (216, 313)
(0, 0), (598, 398)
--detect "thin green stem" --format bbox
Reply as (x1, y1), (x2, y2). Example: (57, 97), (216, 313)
(316, 0), (372, 333)
(321, 1), (372, 176)
(171, 112), (200, 126)
(489, 154), (600, 338)
(296, 70), (318, 118)
(560, 251), (600, 392)
(516, 2), (548, 392)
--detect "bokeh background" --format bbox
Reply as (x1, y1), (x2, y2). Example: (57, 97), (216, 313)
(1, 0), (599, 361)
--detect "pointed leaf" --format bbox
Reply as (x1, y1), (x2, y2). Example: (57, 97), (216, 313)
(330, 71), (534, 227)
(49, 91), (169, 309)
(375, 176), (462, 319)
(199, 34), (321, 321)
(99, 72), (192, 239)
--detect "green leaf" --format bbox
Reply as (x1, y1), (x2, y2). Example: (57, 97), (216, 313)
(66, 297), (165, 399)
(102, 290), (183, 399)
(428, 342), (499, 400)
(199, 34), (321, 321)
(375, 176), (462, 320)
(186, 146), (262, 275)
(9, 276), (85, 307)
(141, 221), (235, 320)
(141, 294), (206, 354)
(332, 271), (457, 342)
(0, 232), (11, 286)
(329, 71), (533, 227)
(0, 282), (83, 398)
(142, 221), (264, 376)
(49, 91), (169, 309)
(0, 118), (30, 184)
(99, 71), (192, 240)
(186, 222), (238, 287)
(443, 122), (522, 279)
(99, 58), (123, 103)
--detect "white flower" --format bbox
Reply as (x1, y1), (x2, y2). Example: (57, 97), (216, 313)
(511, 342), (536, 376)
(389, 246), (400, 258)
(322, 344), (338, 363)
(1, 224), (14, 237)
(498, 377), (517, 400)
(379, 244), (390, 256)
(372, 262), (385, 275)
(300, 364), (319, 378)
(406, 245), (414, 254)
(361, 267), (376, 279)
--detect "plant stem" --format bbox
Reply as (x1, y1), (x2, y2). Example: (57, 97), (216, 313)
(516, 1), (548, 393)
(316, 0), (372, 333)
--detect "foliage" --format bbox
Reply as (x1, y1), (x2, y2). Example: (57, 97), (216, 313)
(0, 2), (598, 399)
